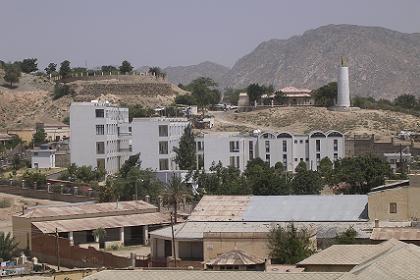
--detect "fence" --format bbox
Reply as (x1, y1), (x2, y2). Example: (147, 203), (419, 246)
(0, 179), (96, 203)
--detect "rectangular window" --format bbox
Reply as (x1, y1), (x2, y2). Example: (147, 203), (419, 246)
(229, 141), (239, 152)
(282, 140), (287, 152)
(390, 202), (397, 214)
(265, 154), (270, 163)
(33, 152), (39, 156)
(249, 141), (254, 160)
(282, 154), (287, 168)
(159, 159), (169, 170)
(334, 139), (338, 151)
(128, 127), (132, 133)
(229, 156), (235, 167)
(198, 154), (204, 169)
(316, 140), (321, 152)
(159, 125), (168, 137)
(197, 141), (204, 151)
(159, 141), (169, 154)
(334, 153), (338, 160)
(96, 125), (105, 135)
(96, 142), (105, 154)
(265, 140), (270, 153)
(95, 109), (104, 118)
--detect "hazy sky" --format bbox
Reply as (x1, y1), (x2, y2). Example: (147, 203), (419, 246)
(1, 0), (419, 69)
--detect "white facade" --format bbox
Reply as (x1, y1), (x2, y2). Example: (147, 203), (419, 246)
(70, 101), (131, 174)
(197, 131), (345, 172)
(131, 117), (190, 171)
(337, 62), (351, 107)
(31, 146), (56, 169)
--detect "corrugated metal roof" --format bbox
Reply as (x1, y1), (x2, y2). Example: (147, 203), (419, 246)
(206, 250), (265, 266)
(190, 195), (368, 222)
(370, 227), (420, 241)
(82, 270), (344, 280)
(298, 239), (402, 266)
(32, 212), (170, 233)
(17, 200), (157, 220)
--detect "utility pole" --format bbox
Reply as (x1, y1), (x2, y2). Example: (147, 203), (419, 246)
(170, 212), (177, 267)
(55, 228), (60, 271)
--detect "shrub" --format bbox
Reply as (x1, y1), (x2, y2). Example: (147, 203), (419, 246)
(0, 198), (12, 208)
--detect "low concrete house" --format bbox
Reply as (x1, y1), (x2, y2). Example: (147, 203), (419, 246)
(13, 200), (170, 251)
(31, 144), (56, 168)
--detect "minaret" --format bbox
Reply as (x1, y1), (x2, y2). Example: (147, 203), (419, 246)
(336, 57), (350, 107)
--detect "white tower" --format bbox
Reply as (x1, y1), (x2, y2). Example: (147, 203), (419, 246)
(336, 57), (350, 107)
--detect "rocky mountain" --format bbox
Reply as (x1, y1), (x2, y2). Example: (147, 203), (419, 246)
(225, 24), (420, 99)
(168, 25), (420, 99)
(164, 61), (230, 87)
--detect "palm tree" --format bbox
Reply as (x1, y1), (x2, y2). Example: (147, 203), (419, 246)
(0, 232), (18, 261)
(93, 227), (107, 249)
(163, 176), (189, 223)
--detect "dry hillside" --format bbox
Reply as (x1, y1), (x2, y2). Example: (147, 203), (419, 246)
(213, 107), (420, 136)
(0, 73), (187, 130)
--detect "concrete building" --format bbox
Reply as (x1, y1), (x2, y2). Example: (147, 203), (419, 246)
(31, 144), (56, 169)
(36, 122), (70, 142)
(280, 86), (313, 106)
(198, 130), (344, 172)
(131, 117), (190, 171)
(12, 200), (170, 251)
(70, 101), (132, 174)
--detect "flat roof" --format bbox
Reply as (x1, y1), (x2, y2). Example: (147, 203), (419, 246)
(371, 227), (420, 241)
(33, 212), (170, 233)
(16, 200), (157, 220)
(83, 270), (344, 280)
(189, 195), (368, 222)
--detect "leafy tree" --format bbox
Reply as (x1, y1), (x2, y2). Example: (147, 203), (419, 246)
(163, 175), (190, 223)
(393, 94), (417, 109)
(174, 126), (196, 170)
(334, 155), (391, 194)
(59, 60), (71, 79)
(93, 227), (106, 249)
(184, 77), (221, 112)
(175, 94), (195, 105)
(62, 116), (70, 125)
(274, 90), (287, 105)
(22, 170), (46, 186)
(0, 232), (18, 260)
(125, 104), (154, 121)
(148, 66), (166, 78)
(247, 83), (266, 104)
(318, 157), (335, 186)
(335, 226), (357, 244)
(244, 158), (290, 195)
(223, 88), (245, 105)
(268, 223), (315, 264)
(119, 60), (133, 74)
(101, 65), (117, 73)
(53, 83), (73, 100)
(32, 128), (47, 146)
(291, 161), (323, 194)
(3, 64), (21, 87)
(313, 82), (337, 107)
(195, 162), (250, 195)
(59, 164), (105, 183)
(119, 153), (140, 178)
(20, 58), (38, 73)
(44, 63), (57, 77)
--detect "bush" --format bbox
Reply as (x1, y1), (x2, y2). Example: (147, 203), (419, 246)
(175, 94), (195, 105)
(0, 198), (12, 208)
(53, 84), (73, 100)
(22, 170), (47, 187)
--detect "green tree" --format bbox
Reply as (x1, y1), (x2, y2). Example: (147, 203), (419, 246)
(119, 60), (133, 74)
(334, 155), (391, 194)
(163, 175), (190, 223)
(44, 63), (57, 77)
(247, 83), (265, 104)
(244, 158), (290, 195)
(20, 58), (38, 73)
(125, 104), (154, 121)
(119, 153), (140, 178)
(394, 94), (417, 109)
(335, 226), (357, 244)
(184, 77), (221, 112)
(3, 64), (21, 87)
(148, 66), (166, 78)
(318, 157), (335, 186)
(313, 82), (337, 107)
(268, 223), (315, 264)
(174, 126), (196, 170)
(59, 60), (71, 79)
(101, 65), (117, 73)
(274, 90), (287, 105)
(93, 227), (106, 249)
(291, 161), (323, 194)
(22, 170), (46, 186)
(0, 232), (18, 260)
(175, 94), (195, 106)
(223, 87), (245, 105)
(32, 128), (47, 146)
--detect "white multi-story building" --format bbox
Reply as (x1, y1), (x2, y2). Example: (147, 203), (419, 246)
(131, 117), (190, 171)
(70, 101), (131, 174)
(197, 130), (345, 172)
